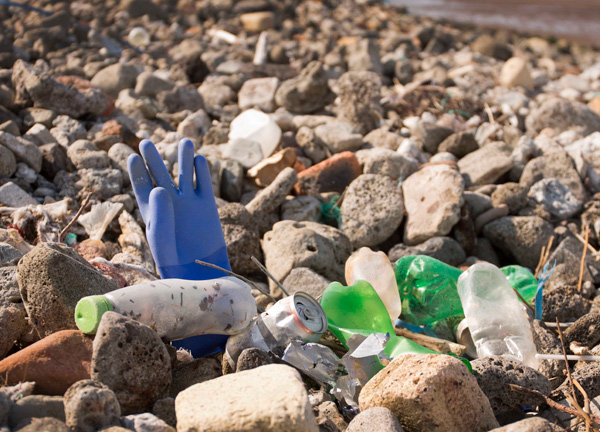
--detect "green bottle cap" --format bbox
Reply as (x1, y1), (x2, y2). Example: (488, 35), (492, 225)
(75, 295), (113, 334)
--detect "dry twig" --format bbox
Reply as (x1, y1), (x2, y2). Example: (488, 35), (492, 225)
(58, 191), (92, 242)
(578, 225), (590, 293)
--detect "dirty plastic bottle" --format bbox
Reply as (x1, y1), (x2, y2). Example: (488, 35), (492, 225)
(457, 262), (538, 369)
(228, 109), (281, 159)
(75, 277), (257, 341)
(345, 247), (402, 321)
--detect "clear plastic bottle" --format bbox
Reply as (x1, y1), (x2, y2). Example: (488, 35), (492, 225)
(457, 262), (538, 369)
(75, 277), (257, 341)
(345, 247), (401, 321)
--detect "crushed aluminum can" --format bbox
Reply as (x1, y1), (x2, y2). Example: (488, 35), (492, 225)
(282, 340), (343, 386)
(225, 292), (328, 368)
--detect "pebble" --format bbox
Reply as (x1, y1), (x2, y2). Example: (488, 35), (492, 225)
(275, 61), (333, 114)
(500, 57), (534, 89)
(438, 131), (479, 158)
(488, 418), (554, 432)
(240, 11), (275, 32)
(282, 267), (331, 299)
(0, 182), (38, 207)
(219, 203), (263, 275)
(528, 178), (583, 220)
(402, 164), (464, 245)
(491, 182), (528, 214)
(12, 417), (69, 431)
(235, 348), (274, 372)
(91, 312), (171, 415)
(340, 174), (405, 247)
(91, 63), (139, 98)
(414, 122), (454, 154)
(335, 71), (381, 135)
(315, 120), (363, 153)
(457, 141), (513, 187)
(0, 132), (42, 173)
(346, 407), (404, 432)
(389, 236), (466, 266)
(170, 358), (222, 397)
(247, 148), (297, 187)
(63, 380), (121, 432)
(238, 77), (279, 112)
(0, 145), (17, 178)
(363, 128), (403, 151)
(175, 364), (318, 432)
(359, 354), (499, 432)
(67, 140), (111, 170)
(281, 196), (322, 223)
(121, 413), (175, 432)
(526, 98), (600, 136)
(8, 395), (65, 429)
(356, 148), (418, 180)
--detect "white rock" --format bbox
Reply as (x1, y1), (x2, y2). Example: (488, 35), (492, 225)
(0, 182), (38, 207)
(500, 57), (534, 90)
(238, 77), (279, 112)
(528, 178), (582, 220)
(222, 138), (263, 168)
(23, 124), (57, 146)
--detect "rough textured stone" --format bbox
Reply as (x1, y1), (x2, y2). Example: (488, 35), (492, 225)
(438, 132), (479, 158)
(315, 401), (348, 432)
(528, 178), (582, 220)
(0, 145), (16, 178)
(295, 152), (362, 195)
(40, 143), (70, 180)
(471, 357), (551, 418)
(8, 395), (65, 429)
(388, 236), (466, 266)
(526, 98), (600, 136)
(491, 182), (528, 214)
(275, 61), (333, 114)
(235, 348), (275, 372)
(0, 132), (42, 173)
(121, 412), (175, 432)
(356, 148), (418, 180)
(542, 285), (588, 322)
(488, 417), (554, 432)
(282, 267), (331, 299)
(12, 417), (69, 432)
(18, 242), (118, 337)
(553, 362), (600, 404)
(281, 196), (322, 223)
(336, 71), (381, 135)
(482, 216), (553, 269)
(175, 364), (318, 432)
(263, 220), (352, 296)
(402, 165), (464, 245)
(340, 174), (404, 247)
(520, 151), (585, 202)
(531, 320), (565, 387)
(363, 128), (403, 151)
(359, 354), (499, 432)
(458, 141), (513, 187)
(91, 63), (139, 98)
(239, 77), (279, 112)
(91, 312), (171, 415)
(67, 140), (111, 170)
(0, 182), (37, 207)
(63, 380), (120, 432)
(76, 168), (123, 201)
(346, 407), (404, 432)
(414, 122), (454, 154)
(0, 306), (26, 359)
(0, 330), (93, 395)
(169, 358), (222, 397)
(152, 398), (176, 428)
(564, 312), (600, 349)
(315, 120), (363, 153)
(219, 203), (263, 275)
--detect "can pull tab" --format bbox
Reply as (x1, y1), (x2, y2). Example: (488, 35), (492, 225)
(302, 306), (319, 320)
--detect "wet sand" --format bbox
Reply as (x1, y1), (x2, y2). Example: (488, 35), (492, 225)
(389, 0), (600, 46)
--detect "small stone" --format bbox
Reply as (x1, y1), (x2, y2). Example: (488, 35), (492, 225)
(40, 143), (70, 180)
(315, 120), (363, 153)
(531, 320), (565, 387)
(223, 138), (263, 169)
(220, 159), (244, 202)
(134, 72), (174, 98)
(0, 330), (93, 395)
(0, 306), (26, 359)
(388, 236), (466, 266)
(472, 34), (513, 60)
(152, 398), (176, 428)
(295, 126), (327, 164)
(500, 57), (534, 89)
(359, 354), (498, 432)
(402, 165), (464, 245)
(347, 38), (382, 75)
(315, 401), (348, 432)
(64, 380), (120, 432)
(0, 182), (37, 207)
(553, 361), (600, 404)
(471, 356), (551, 418)
(346, 407), (404, 432)
(528, 178), (582, 220)
(18, 242), (118, 336)
(457, 141), (513, 187)
(356, 148), (418, 180)
(281, 196), (322, 223)
(248, 148), (297, 187)
(526, 98), (600, 136)
(491, 182), (528, 214)
(564, 312), (600, 349)
(238, 77), (279, 112)
(23, 124), (57, 146)
(235, 348), (274, 372)
(198, 81), (234, 109)
(91, 312), (171, 414)
(121, 413), (175, 432)
(488, 417), (554, 432)
(0, 132), (42, 173)
(282, 267), (331, 299)
(175, 364), (318, 432)
(483, 216), (554, 269)
(275, 61), (333, 114)
(340, 174), (404, 247)
(91, 63), (139, 98)
(336, 71), (381, 135)
(295, 152), (362, 195)
(362, 128), (403, 151)
(12, 417), (69, 432)
(263, 220), (352, 295)
(240, 11), (275, 32)
(21, 108), (56, 129)
(0, 145), (16, 178)
(542, 286), (587, 323)
(414, 122), (454, 154)
(8, 395), (65, 429)
(170, 358), (222, 397)
(67, 140), (110, 170)
(76, 168), (123, 200)
(157, 85), (204, 114)
(438, 132), (479, 158)
(0, 244), (23, 266)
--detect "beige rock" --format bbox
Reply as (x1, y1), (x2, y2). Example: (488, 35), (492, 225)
(402, 165), (464, 245)
(500, 57), (534, 90)
(248, 148), (297, 187)
(240, 12), (275, 32)
(457, 141), (513, 187)
(359, 354), (498, 432)
(175, 364), (318, 432)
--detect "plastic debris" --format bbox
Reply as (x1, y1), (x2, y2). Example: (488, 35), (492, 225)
(78, 201), (123, 240)
(282, 340), (343, 386)
(128, 27), (150, 47)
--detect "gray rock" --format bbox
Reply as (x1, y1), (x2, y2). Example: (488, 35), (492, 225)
(235, 348), (274, 372)
(389, 236), (466, 266)
(275, 61), (333, 114)
(547, 236), (600, 289)
(471, 356), (551, 418)
(528, 178), (582, 220)
(198, 81), (234, 109)
(219, 203), (263, 275)
(12, 417), (69, 432)
(8, 395), (65, 429)
(356, 148), (418, 180)
(17, 242), (118, 337)
(51, 116), (87, 146)
(263, 220), (352, 296)
(12, 60), (108, 118)
(458, 141), (513, 187)
(157, 85), (204, 113)
(134, 72), (174, 98)
(402, 165), (464, 245)
(526, 98), (600, 136)
(0, 132), (42, 173)
(0, 145), (16, 177)
(347, 38), (382, 75)
(40, 143), (70, 180)
(91, 63), (139, 98)
(564, 312), (600, 349)
(0, 266), (21, 308)
(464, 191), (493, 218)
(64, 380), (120, 432)
(473, 237), (501, 265)
(295, 126), (328, 164)
(340, 174), (404, 247)
(23, 123), (56, 146)
(488, 417), (554, 432)
(170, 358), (222, 398)
(152, 398), (176, 428)
(531, 320), (566, 387)
(482, 216), (553, 269)
(553, 361), (600, 405)
(315, 401), (348, 432)
(0, 244), (22, 267)
(15, 163), (37, 184)
(281, 196), (322, 223)
(175, 364), (318, 432)
(346, 407), (404, 432)
(315, 120), (363, 153)
(220, 159), (244, 202)
(542, 285), (588, 322)
(21, 108), (56, 129)
(363, 128), (403, 151)
(438, 132), (479, 158)
(91, 312), (171, 415)
(492, 182), (529, 214)
(282, 267), (331, 299)
(238, 77), (279, 112)
(121, 413), (175, 432)
(76, 168), (123, 200)
(0, 182), (37, 207)
(336, 71), (381, 135)
(67, 140), (110, 170)
(414, 122), (454, 154)
(0, 306), (26, 359)
(108, 143), (136, 187)
(0, 392), (7, 427)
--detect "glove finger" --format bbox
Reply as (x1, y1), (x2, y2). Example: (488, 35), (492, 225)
(147, 187), (178, 269)
(178, 138), (195, 195)
(127, 153), (153, 222)
(194, 154), (215, 197)
(140, 139), (175, 190)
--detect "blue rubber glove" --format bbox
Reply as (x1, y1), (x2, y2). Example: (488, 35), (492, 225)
(127, 138), (231, 356)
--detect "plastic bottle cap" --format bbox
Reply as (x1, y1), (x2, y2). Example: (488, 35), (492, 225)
(75, 296), (113, 334)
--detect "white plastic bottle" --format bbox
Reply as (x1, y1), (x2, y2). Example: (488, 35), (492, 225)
(457, 262), (539, 369)
(345, 247), (402, 321)
(75, 277), (257, 341)
(228, 109), (282, 159)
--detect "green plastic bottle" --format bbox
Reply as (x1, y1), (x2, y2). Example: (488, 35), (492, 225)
(394, 256), (538, 328)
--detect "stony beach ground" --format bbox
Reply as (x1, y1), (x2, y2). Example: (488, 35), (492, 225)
(2, 0), (600, 431)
